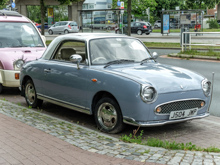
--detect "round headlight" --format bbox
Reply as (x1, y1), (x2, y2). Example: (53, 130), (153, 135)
(202, 79), (211, 97)
(141, 85), (157, 103)
(14, 59), (24, 70)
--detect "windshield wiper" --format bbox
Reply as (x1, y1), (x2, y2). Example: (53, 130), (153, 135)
(140, 57), (155, 65)
(104, 59), (134, 68)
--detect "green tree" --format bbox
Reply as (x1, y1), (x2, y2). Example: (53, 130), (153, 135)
(39, 0), (81, 35)
(0, 0), (9, 9)
(27, 6), (41, 23)
(112, 0), (157, 36)
(0, 0), (8, 6)
(154, 0), (182, 18)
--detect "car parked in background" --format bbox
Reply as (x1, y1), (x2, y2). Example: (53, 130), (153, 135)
(48, 21), (79, 35)
(154, 20), (161, 28)
(20, 33), (211, 133)
(115, 21), (152, 35)
(0, 10), (46, 93)
(131, 21), (152, 35)
(37, 22), (49, 29)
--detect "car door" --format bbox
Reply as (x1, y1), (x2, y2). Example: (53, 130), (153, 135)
(52, 22), (61, 33)
(42, 40), (90, 110)
(131, 22), (135, 33)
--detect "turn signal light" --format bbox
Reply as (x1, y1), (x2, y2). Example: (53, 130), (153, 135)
(201, 101), (205, 107)
(156, 107), (161, 113)
(15, 73), (20, 80)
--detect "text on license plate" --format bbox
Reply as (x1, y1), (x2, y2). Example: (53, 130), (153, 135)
(169, 108), (198, 120)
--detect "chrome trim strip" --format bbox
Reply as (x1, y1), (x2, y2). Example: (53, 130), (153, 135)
(208, 72), (214, 112)
(123, 113), (210, 127)
(37, 94), (91, 115)
(154, 98), (205, 115)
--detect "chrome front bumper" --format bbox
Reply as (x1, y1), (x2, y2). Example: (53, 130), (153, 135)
(123, 113), (210, 127)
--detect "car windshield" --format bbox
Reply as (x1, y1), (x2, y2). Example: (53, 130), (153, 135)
(0, 22), (44, 48)
(89, 38), (152, 65)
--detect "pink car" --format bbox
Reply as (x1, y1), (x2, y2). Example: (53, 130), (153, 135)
(0, 10), (46, 93)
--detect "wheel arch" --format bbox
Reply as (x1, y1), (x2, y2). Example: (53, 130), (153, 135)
(91, 91), (121, 115)
(20, 75), (33, 97)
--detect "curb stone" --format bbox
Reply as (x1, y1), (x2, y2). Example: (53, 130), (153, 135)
(169, 53), (220, 60)
(0, 100), (220, 164)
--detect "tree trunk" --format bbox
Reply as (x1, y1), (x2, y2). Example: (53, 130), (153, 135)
(127, 0), (131, 36)
(217, 3), (220, 20)
(40, 0), (45, 35)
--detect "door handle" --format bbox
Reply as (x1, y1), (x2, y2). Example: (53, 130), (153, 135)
(44, 69), (51, 73)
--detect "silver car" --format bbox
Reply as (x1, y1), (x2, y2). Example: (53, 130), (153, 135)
(48, 21), (79, 35)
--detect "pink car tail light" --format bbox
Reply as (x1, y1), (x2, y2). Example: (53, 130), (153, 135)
(143, 25), (147, 29)
(68, 25), (71, 29)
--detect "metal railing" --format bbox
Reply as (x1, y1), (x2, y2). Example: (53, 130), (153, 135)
(181, 32), (220, 52)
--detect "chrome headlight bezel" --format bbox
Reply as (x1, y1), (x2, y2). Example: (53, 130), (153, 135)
(202, 79), (211, 97)
(141, 85), (157, 103)
(14, 59), (25, 70)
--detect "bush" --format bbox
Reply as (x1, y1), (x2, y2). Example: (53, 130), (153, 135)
(207, 19), (219, 29)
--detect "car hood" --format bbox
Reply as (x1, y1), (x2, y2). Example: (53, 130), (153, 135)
(102, 63), (204, 94)
(0, 47), (45, 70)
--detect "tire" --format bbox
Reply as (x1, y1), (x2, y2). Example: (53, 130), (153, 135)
(94, 97), (124, 133)
(0, 83), (3, 94)
(137, 30), (142, 35)
(64, 30), (69, 34)
(146, 33), (150, 35)
(48, 29), (53, 35)
(24, 79), (43, 108)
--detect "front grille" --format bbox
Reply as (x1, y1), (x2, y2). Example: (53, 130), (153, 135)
(155, 100), (205, 115)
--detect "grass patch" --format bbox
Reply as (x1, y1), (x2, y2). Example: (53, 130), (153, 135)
(179, 49), (220, 57)
(144, 42), (181, 48)
(153, 28), (220, 33)
(120, 129), (220, 152)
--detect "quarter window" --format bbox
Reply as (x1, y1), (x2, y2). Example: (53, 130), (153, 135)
(52, 41), (86, 64)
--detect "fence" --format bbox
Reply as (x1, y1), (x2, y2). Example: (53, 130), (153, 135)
(181, 32), (220, 52)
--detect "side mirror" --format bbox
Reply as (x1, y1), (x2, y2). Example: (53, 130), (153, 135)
(70, 55), (82, 69)
(152, 52), (158, 59)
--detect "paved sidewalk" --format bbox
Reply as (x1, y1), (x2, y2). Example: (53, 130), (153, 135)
(1, 100), (220, 165)
(0, 113), (157, 165)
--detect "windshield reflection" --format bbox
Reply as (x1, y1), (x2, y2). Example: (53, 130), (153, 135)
(89, 38), (152, 65)
(0, 22), (44, 48)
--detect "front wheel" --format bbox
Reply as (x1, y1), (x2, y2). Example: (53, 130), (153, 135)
(24, 79), (43, 108)
(48, 29), (53, 35)
(137, 30), (142, 35)
(64, 30), (69, 34)
(94, 97), (124, 133)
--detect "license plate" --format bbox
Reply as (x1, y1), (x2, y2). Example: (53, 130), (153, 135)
(169, 108), (198, 120)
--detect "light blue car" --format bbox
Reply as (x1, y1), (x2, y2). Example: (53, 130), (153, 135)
(20, 33), (212, 133)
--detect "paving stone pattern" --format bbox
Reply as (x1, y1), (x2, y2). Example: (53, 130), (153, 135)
(0, 100), (220, 165)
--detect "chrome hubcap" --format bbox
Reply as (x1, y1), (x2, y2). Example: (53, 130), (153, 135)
(25, 83), (35, 105)
(97, 103), (117, 130)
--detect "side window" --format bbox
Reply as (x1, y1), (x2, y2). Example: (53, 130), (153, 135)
(52, 41), (86, 64)
(135, 23), (140, 27)
(70, 22), (77, 26)
(61, 22), (67, 26)
(55, 22), (60, 27)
